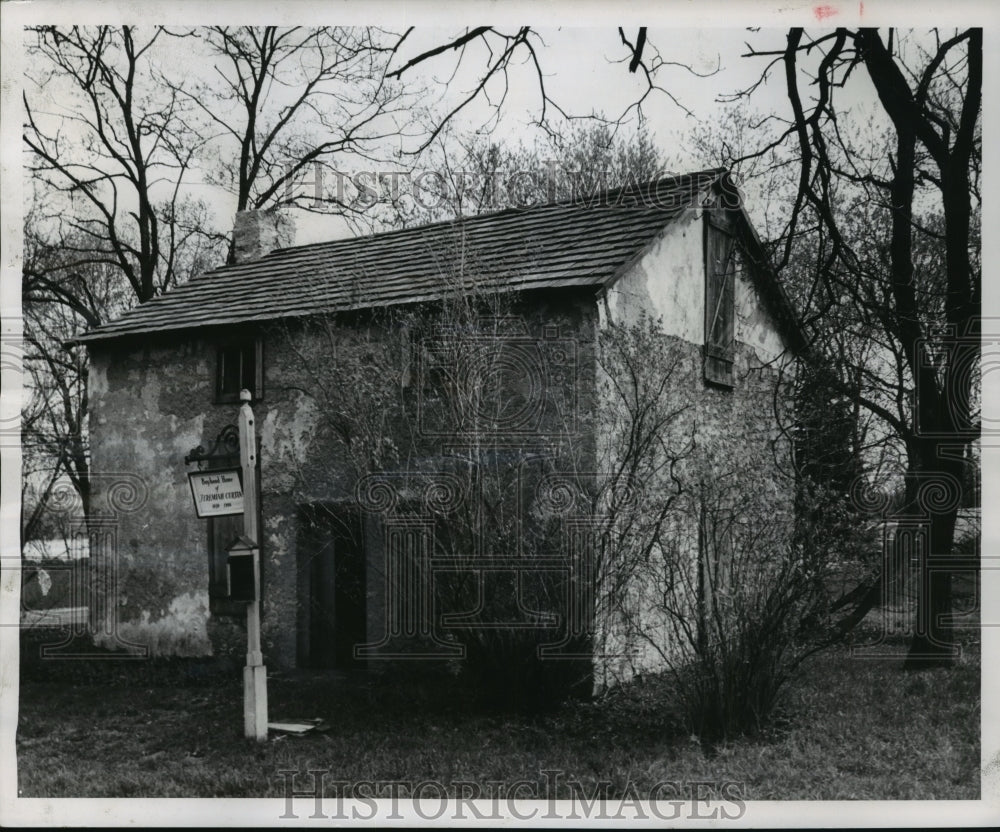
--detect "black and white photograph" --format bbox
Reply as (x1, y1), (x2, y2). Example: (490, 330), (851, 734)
(0, 0), (996, 826)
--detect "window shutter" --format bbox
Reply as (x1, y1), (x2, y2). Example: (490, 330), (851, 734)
(704, 216), (736, 387)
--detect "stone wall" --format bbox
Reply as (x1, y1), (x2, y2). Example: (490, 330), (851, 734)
(87, 289), (601, 669)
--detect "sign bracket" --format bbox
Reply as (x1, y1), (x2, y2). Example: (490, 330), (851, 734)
(184, 424), (240, 469)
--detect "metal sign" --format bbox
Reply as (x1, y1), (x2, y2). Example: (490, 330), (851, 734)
(188, 468), (244, 517)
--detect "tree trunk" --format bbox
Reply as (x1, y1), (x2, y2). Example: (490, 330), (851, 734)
(903, 442), (964, 669)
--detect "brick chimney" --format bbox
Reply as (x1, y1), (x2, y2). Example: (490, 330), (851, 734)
(232, 208), (295, 263)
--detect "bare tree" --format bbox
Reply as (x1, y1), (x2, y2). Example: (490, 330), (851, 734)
(371, 119), (674, 228)
(727, 28), (982, 666)
(24, 26), (219, 302)
(385, 26), (715, 151)
(169, 26), (421, 242)
(21, 210), (125, 531)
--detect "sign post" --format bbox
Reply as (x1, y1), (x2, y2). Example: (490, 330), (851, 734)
(239, 388), (268, 741)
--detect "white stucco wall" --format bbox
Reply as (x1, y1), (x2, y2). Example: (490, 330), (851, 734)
(592, 196), (797, 689)
(600, 201), (790, 364)
(601, 205), (706, 341)
(735, 259), (786, 363)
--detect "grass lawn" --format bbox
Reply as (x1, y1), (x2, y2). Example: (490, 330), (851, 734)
(16, 625), (980, 801)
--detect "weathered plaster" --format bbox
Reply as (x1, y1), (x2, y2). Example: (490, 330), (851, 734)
(603, 206), (705, 340)
(592, 203), (796, 688)
(88, 338), (223, 657)
(736, 273), (786, 363)
(86, 211), (794, 680)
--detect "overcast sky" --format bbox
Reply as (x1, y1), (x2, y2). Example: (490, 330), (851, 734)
(11, 8), (981, 246)
(284, 25), (891, 243)
(4, 3), (996, 256)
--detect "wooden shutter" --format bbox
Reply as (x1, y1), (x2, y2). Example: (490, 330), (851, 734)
(704, 216), (736, 387)
(206, 440), (263, 617)
(208, 512), (245, 616)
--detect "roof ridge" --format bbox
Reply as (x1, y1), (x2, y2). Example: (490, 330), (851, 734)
(74, 167), (733, 345)
(204, 166), (727, 267)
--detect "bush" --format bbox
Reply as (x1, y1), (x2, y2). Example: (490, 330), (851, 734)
(670, 546), (830, 740)
(611, 456), (838, 741)
(437, 566), (594, 712)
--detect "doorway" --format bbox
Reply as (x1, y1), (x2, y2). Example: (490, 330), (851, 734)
(297, 503), (366, 668)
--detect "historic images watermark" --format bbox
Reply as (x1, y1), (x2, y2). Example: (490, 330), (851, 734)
(276, 769), (747, 822)
(912, 319), (986, 441)
(283, 163), (745, 215)
(0, 327), (22, 448)
(415, 320), (579, 439)
(842, 318), (992, 656)
(349, 315), (611, 663)
(846, 472), (978, 659)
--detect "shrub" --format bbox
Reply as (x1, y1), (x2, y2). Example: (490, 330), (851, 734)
(632, 474), (835, 741)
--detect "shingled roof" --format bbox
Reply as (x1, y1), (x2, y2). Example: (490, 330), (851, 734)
(77, 169), (791, 345)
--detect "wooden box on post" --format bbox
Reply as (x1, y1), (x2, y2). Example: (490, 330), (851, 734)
(226, 534), (257, 602)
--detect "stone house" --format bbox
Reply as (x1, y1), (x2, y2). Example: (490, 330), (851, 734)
(75, 169), (803, 687)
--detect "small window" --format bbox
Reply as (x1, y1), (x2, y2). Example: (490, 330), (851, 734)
(216, 338), (263, 403)
(704, 215), (736, 388)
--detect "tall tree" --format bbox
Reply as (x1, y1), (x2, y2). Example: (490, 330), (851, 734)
(22, 25), (223, 530)
(24, 26), (218, 302)
(21, 203), (134, 528)
(731, 28), (982, 666)
(21, 24), (413, 523)
(172, 26), (420, 244)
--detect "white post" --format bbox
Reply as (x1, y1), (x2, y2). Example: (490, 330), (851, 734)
(239, 388), (268, 741)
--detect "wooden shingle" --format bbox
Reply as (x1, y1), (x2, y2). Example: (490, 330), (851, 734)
(76, 170), (727, 344)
